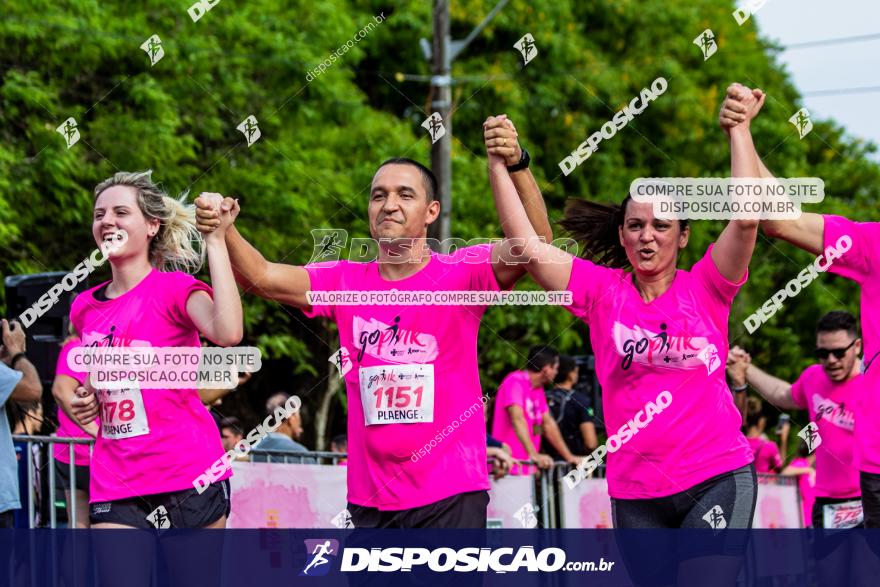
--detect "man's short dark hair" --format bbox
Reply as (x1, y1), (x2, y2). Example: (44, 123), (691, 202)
(377, 158), (438, 202)
(554, 355), (578, 384)
(526, 345), (559, 372)
(219, 417), (243, 435)
(331, 433), (347, 449)
(816, 311), (859, 338)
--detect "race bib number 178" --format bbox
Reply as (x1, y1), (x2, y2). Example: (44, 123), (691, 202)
(359, 364), (435, 425)
(98, 384), (150, 440)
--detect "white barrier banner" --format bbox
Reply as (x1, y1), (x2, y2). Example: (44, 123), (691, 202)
(560, 476), (802, 529)
(227, 461), (535, 528)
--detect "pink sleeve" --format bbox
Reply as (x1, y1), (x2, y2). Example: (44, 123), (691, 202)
(55, 339), (84, 384)
(303, 262), (340, 320)
(498, 376), (528, 410)
(173, 273), (213, 329)
(823, 215), (877, 283)
(564, 257), (612, 321)
(790, 370), (808, 409)
(691, 244), (747, 305)
(469, 244), (505, 292)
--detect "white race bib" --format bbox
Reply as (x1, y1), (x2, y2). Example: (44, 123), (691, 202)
(823, 500), (863, 529)
(359, 364), (434, 425)
(98, 385), (150, 440)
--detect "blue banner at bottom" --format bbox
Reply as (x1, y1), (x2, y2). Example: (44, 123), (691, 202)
(2, 529), (880, 586)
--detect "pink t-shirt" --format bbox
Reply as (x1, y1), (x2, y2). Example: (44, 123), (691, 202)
(491, 370), (548, 474)
(747, 437), (782, 474)
(70, 269), (229, 503)
(564, 245), (754, 499)
(790, 364), (861, 498)
(824, 215), (880, 473)
(53, 338), (92, 466)
(789, 457), (816, 527)
(305, 245), (500, 510)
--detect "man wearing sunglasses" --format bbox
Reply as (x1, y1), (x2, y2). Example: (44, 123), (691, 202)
(721, 87), (880, 529)
(727, 311), (863, 535)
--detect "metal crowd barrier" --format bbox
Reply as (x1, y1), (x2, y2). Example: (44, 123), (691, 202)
(12, 434), (95, 529)
(247, 449), (345, 465)
(10, 439), (803, 530)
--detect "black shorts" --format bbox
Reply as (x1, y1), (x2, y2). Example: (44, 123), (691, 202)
(54, 459), (90, 493)
(89, 479), (230, 529)
(811, 496), (865, 559)
(860, 471), (880, 528)
(348, 490), (489, 529)
(812, 496), (863, 529)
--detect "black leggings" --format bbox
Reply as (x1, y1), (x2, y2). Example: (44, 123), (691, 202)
(610, 464), (757, 587)
(611, 463), (757, 529)
(861, 470), (880, 528)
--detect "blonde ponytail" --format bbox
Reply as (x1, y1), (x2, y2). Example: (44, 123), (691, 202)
(93, 170), (205, 273)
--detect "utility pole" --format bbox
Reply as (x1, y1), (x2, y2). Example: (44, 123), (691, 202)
(430, 1), (452, 241)
(425, 0), (510, 242)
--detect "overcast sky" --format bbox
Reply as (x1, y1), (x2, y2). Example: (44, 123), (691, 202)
(754, 0), (880, 159)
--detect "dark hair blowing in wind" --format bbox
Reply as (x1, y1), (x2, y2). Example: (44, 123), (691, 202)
(559, 195), (689, 269)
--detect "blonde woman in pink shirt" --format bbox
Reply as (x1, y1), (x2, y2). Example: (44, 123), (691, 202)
(56, 170), (242, 533)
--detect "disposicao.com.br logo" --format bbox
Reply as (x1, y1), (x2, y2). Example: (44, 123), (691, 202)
(300, 541), (615, 575)
(301, 539), (340, 576)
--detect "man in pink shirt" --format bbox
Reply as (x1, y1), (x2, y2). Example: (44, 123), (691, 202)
(195, 118), (553, 528)
(729, 311), (862, 528)
(492, 345), (581, 474)
(721, 87), (880, 526)
(728, 311), (864, 584)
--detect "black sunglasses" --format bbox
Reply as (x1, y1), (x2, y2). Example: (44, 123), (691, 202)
(814, 339), (857, 361)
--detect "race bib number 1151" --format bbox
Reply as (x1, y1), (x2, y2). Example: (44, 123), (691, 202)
(359, 364), (435, 425)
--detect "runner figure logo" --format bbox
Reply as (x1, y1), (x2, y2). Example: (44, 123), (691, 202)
(309, 228), (348, 264)
(237, 115), (261, 147)
(789, 108), (813, 139)
(513, 503), (540, 528)
(301, 539), (340, 576)
(693, 29), (717, 60)
(421, 113), (445, 144)
(329, 347), (352, 378)
(330, 508), (355, 529)
(56, 117), (80, 149)
(514, 33), (538, 65)
(697, 344), (722, 375)
(798, 421), (822, 453)
(147, 505), (171, 529)
(702, 505), (727, 530)
(140, 34), (165, 66)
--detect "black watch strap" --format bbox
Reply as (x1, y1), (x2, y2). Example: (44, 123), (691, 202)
(507, 147), (530, 172)
(10, 352), (27, 368)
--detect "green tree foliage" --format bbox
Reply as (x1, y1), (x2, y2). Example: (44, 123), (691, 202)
(2, 0), (877, 444)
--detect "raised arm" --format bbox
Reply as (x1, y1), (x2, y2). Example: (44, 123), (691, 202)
(712, 84), (763, 282)
(484, 116), (555, 289)
(1, 320), (42, 402)
(719, 86), (825, 254)
(188, 193), (243, 347)
(745, 363), (798, 410)
(727, 346), (799, 410)
(488, 147), (573, 292)
(195, 196), (314, 310)
(484, 116), (554, 243)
